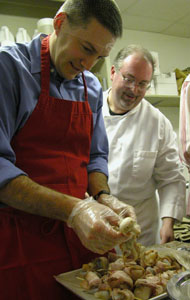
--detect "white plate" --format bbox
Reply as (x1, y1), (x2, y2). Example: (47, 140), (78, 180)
(54, 269), (168, 300)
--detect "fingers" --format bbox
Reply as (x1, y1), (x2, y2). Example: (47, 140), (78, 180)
(98, 194), (137, 221)
(122, 204), (137, 220)
(75, 214), (128, 254)
(67, 196), (138, 254)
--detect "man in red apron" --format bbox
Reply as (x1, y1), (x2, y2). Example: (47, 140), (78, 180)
(0, 1), (136, 299)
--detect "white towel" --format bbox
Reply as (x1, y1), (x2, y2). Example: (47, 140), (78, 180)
(174, 217), (190, 241)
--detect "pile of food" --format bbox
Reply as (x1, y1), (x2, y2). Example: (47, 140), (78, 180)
(77, 217), (185, 300)
(78, 247), (184, 300)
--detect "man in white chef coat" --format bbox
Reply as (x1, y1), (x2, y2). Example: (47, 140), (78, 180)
(103, 45), (186, 246)
(179, 74), (190, 215)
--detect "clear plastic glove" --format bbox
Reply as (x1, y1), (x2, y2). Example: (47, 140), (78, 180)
(67, 197), (129, 254)
(97, 194), (137, 221)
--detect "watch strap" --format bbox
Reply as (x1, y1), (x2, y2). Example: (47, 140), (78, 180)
(93, 190), (110, 200)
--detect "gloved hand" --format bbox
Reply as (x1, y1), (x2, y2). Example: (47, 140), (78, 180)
(97, 194), (137, 221)
(67, 197), (129, 254)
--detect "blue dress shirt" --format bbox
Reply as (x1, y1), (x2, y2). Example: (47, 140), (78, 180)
(0, 34), (108, 190)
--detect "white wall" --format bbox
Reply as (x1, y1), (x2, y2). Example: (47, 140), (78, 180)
(110, 28), (190, 73)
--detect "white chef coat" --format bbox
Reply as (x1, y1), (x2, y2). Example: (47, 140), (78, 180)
(103, 89), (186, 246)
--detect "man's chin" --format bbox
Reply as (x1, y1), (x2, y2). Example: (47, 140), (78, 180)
(65, 74), (77, 80)
(61, 72), (79, 80)
(120, 102), (135, 112)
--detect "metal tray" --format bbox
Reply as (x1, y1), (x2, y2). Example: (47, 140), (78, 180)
(54, 269), (168, 300)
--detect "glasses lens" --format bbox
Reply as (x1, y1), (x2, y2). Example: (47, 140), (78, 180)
(120, 72), (150, 91)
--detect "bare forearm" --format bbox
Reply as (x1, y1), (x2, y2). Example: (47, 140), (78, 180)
(87, 171), (110, 197)
(160, 217), (175, 244)
(0, 175), (81, 221)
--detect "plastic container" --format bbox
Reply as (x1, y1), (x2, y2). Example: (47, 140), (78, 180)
(0, 26), (15, 46)
(37, 18), (54, 35)
(167, 271), (190, 300)
(16, 28), (31, 43)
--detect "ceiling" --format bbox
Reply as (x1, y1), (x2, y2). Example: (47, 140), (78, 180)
(115, 0), (190, 38)
(0, 0), (190, 38)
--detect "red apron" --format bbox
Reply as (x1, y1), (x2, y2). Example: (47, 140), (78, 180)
(0, 36), (100, 300)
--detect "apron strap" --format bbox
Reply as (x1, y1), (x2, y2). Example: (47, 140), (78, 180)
(82, 72), (88, 102)
(40, 35), (51, 96)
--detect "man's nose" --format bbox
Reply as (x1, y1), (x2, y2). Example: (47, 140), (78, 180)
(80, 56), (97, 71)
(130, 82), (139, 93)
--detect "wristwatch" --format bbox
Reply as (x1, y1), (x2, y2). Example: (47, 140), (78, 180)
(93, 190), (110, 200)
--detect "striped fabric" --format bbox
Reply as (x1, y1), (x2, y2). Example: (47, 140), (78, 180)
(179, 74), (190, 215)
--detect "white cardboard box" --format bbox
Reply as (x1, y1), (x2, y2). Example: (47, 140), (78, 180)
(155, 72), (176, 84)
(155, 83), (178, 95)
(154, 72), (178, 95)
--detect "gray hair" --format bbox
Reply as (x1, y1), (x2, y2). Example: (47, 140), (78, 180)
(56, 0), (122, 38)
(113, 45), (155, 75)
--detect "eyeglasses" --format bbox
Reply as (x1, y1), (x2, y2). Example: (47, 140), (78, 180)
(119, 72), (151, 91)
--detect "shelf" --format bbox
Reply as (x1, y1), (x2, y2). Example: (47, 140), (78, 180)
(145, 95), (180, 107)
(0, 0), (61, 19)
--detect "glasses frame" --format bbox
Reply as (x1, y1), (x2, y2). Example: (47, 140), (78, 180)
(119, 71), (151, 92)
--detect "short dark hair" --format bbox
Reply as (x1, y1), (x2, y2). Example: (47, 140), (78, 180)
(57, 0), (122, 38)
(114, 45), (155, 75)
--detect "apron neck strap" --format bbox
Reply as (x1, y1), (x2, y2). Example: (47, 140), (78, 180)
(82, 72), (88, 102)
(40, 35), (51, 94)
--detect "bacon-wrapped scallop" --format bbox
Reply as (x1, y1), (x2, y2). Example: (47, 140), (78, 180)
(111, 288), (134, 300)
(134, 276), (164, 300)
(94, 290), (110, 300)
(140, 249), (158, 268)
(109, 258), (125, 271)
(155, 255), (181, 272)
(80, 271), (101, 290)
(124, 264), (145, 281)
(107, 270), (133, 290)
(81, 256), (109, 277)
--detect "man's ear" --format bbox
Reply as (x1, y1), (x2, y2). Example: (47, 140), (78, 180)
(110, 65), (116, 82)
(53, 12), (67, 35)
